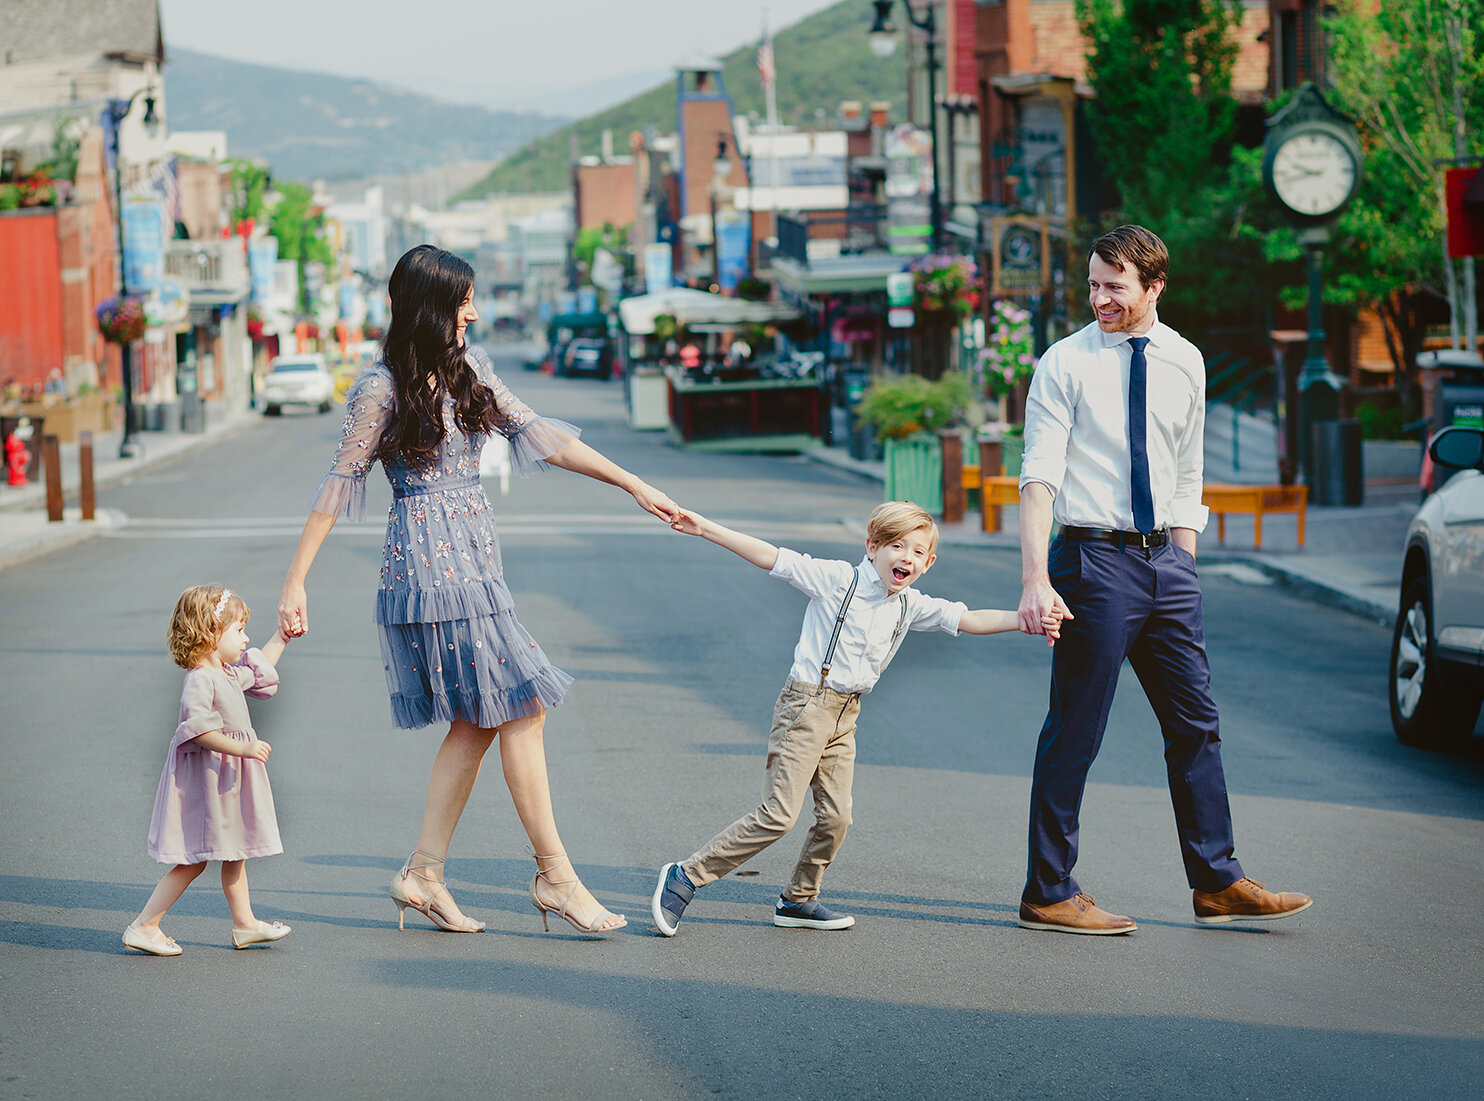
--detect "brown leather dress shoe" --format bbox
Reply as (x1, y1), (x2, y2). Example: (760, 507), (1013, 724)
(1018, 892), (1137, 935)
(1192, 877), (1312, 924)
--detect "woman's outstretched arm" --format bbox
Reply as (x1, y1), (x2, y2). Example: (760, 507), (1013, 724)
(543, 438), (679, 522)
(278, 510), (337, 638)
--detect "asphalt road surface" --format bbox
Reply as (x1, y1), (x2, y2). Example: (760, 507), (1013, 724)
(2, 350), (1481, 1100)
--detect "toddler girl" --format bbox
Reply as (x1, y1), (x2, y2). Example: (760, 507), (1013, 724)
(122, 585), (293, 956)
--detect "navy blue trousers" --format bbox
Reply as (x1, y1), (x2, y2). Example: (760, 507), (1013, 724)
(1024, 537), (1245, 905)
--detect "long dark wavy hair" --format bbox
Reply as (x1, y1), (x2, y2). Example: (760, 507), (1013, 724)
(375, 244), (499, 469)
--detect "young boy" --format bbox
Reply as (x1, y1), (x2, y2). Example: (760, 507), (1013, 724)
(652, 501), (1061, 935)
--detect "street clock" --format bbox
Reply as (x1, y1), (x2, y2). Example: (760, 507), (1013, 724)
(1262, 83), (1363, 224)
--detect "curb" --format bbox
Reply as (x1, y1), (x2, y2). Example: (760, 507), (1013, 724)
(1212, 553), (1395, 625)
(0, 413), (258, 514)
(0, 507), (128, 572)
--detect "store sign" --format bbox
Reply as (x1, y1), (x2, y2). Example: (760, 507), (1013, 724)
(991, 216), (1050, 297)
(122, 198), (165, 292)
(886, 271), (915, 329)
(885, 125), (933, 256)
(715, 209), (752, 293)
(643, 243), (673, 292)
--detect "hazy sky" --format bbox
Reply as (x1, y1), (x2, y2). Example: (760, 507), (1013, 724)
(157, 0), (845, 111)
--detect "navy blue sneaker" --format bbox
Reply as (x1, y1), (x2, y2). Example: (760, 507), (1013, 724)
(652, 862), (696, 937)
(773, 895), (855, 930)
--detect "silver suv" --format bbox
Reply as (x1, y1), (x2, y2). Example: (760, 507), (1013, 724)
(1389, 426), (1484, 748)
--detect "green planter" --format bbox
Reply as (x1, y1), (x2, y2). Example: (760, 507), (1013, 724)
(1000, 433), (1024, 477)
(884, 435), (943, 514)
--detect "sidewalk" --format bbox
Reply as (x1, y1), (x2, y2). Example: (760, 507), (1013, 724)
(0, 403), (258, 571)
(808, 444), (1410, 625)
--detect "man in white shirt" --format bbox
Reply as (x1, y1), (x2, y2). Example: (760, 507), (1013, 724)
(651, 501), (1050, 936)
(1015, 225), (1312, 935)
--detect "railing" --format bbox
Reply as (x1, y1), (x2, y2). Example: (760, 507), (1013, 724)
(775, 205), (891, 266)
(163, 239), (249, 293)
(1206, 352), (1276, 474)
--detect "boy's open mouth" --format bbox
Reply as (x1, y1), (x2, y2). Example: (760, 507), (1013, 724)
(892, 566), (910, 582)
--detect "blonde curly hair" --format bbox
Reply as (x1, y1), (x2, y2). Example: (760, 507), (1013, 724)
(168, 584), (250, 669)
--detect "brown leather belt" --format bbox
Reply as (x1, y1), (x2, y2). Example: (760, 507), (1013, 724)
(1062, 526), (1169, 548)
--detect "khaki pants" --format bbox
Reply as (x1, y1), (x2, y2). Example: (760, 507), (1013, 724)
(683, 677), (861, 902)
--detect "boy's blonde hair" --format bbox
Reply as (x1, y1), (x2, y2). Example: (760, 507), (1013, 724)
(168, 584), (250, 669)
(866, 500), (940, 555)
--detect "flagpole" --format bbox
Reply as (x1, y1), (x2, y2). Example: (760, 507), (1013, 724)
(762, 9), (781, 240)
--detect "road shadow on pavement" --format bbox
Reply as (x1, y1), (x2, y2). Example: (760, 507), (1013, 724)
(359, 957), (1484, 1098)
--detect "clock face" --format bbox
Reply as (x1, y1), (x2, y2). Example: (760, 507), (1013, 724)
(1271, 130), (1357, 217)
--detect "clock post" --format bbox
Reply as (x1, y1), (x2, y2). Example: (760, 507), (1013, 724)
(1262, 83), (1363, 493)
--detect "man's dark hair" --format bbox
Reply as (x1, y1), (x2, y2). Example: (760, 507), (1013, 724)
(1090, 225), (1168, 290)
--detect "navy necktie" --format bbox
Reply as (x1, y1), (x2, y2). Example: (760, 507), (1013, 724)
(1127, 336), (1154, 534)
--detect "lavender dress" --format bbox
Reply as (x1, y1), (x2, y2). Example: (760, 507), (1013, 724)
(147, 649), (283, 864)
(309, 345), (578, 730)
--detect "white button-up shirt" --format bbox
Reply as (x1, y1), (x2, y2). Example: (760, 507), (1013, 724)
(770, 548), (966, 695)
(1018, 316), (1209, 533)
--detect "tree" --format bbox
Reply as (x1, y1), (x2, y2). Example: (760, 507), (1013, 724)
(1325, 0), (1484, 387)
(227, 159), (270, 225)
(1075, 0), (1272, 342)
(268, 181), (333, 314)
(572, 223), (629, 282)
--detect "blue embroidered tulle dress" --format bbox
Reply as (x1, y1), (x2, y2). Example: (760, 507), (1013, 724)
(309, 345), (577, 730)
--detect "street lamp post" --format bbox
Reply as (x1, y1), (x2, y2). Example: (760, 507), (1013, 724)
(105, 88), (158, 459)
(868, 0), (942, 252)
(710, 138), (732, 288)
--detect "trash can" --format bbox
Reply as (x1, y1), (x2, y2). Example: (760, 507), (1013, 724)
(1309, 419), (1364, 506)
(179, 392), (204, 433)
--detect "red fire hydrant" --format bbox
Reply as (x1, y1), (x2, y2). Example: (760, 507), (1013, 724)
(5, 426), (31, 486)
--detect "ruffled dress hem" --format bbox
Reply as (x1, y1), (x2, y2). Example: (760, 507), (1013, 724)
(388, 665), (574, 730)
(147, 841), (285, 866)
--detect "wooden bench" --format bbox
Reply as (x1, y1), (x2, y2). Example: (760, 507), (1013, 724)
(1202, 483), (1308, 549)
(960, 465), (1022, 532)
(954, 468), (1309, 546)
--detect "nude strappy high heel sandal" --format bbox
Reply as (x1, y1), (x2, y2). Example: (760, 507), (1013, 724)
(529, 850), (627, 934)
(390, 849), (485, 932)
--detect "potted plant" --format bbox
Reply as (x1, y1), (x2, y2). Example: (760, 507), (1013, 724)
(855, 372), (974, 513)
(975, 300), (1038, 472)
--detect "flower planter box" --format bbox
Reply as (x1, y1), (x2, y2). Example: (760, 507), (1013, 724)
(884, 435), (943, 514)
(18, 393), (111, 443)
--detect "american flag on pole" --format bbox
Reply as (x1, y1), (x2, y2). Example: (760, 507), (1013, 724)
(757, 31), (775, 90)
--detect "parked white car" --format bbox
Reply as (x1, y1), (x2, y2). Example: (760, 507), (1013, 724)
(1389, 425), (1484, 748)
(262, 354), (336, 415)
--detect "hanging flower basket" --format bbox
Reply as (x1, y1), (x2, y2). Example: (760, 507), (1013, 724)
(95, 296), (147, 344)
(910, 253), (980, 324)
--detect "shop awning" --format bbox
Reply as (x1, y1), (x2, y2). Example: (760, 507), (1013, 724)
(617, 288), (803, 334)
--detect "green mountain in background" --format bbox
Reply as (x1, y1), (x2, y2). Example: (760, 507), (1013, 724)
(163, 48), (568, 183)
(456, 0), (907, 199)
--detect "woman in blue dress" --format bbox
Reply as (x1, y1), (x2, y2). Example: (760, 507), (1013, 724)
(277, 245), (677, 935)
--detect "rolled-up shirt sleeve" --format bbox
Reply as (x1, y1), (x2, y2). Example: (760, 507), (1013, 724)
(906, 591), (966, 635)
(769, 546), (852, 599)
(1018, 348), (1074, 497)
(1170, 370), (1209, 532)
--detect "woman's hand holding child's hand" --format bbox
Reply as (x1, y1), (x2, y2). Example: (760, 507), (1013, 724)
(670, 509), (707, 538)
(278, 582), (308, 639)
(633, 483), (681, 524)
